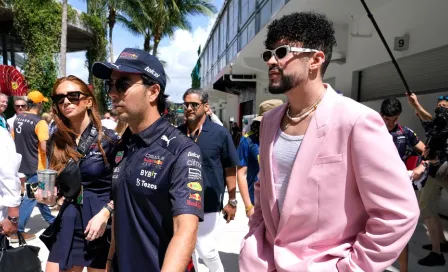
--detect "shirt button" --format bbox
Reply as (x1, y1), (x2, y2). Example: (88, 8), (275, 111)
(275, 239), (282, 246)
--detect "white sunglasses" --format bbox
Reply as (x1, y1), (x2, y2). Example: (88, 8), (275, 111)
(261, 45), (319, 62)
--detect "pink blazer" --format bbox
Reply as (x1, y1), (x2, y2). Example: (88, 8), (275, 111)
(239, 85), (420, 272)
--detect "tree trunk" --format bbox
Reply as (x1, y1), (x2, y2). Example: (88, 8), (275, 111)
(144, 35), (151, 52)
(108, 6), (116, 62)
(60, 0), (67, 77)
(152, 36), (160, 56)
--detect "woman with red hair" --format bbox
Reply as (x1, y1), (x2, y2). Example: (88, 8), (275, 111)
(37, 75), (118, 272)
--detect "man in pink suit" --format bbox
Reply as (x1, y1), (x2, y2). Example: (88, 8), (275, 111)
(239, 12), (420, 272)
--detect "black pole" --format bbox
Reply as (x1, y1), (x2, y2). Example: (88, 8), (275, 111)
(359, 0), (412, 95)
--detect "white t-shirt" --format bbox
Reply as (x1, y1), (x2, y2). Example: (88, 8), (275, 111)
(101, 119), (117, 130)
(7, 114), (16, 132)
(0, 127), (22, 221)
(272, 128), (303, 213)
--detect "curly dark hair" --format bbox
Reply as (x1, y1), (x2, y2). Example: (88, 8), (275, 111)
(381, 97), (402, 117)
(264, 12), (337, 75)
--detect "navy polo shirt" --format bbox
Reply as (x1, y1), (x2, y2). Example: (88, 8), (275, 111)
(111, 116), (204, 272)
(178, 117), (239, 213)
(390, 124), (419, 161)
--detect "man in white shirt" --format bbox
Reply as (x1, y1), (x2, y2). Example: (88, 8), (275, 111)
(0, 127), (21, 240)
(101, 110), (117, 130)
(7, 96), (28, 133)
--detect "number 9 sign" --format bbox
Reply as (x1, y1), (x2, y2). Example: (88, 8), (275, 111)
(394, 35), (410, 51)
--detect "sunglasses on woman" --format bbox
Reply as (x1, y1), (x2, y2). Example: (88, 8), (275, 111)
(14, 104), (26, 109)
(105, 77), (146, 94)
(51, 91), (89, 105)
(261, 45), (319, 62)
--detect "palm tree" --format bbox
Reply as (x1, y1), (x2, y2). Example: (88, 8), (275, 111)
(152, 0), (216, 56)
(107, 0), (129, 62)
(120, 0), (216, 56)
(60, 0), (68, 77)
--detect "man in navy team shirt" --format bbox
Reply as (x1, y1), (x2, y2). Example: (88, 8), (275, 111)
(380, 97), (426, 272)
(92, 48), (203, 272)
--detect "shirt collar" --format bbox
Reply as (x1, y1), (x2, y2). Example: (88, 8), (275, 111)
(122, 115), (170, 146)
(201, 115), (212, 132)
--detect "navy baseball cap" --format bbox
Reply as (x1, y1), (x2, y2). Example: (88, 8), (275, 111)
(92, 48), (167, 90)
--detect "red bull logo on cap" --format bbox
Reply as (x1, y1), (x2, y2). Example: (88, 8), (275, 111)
(119, 52), (139, 60)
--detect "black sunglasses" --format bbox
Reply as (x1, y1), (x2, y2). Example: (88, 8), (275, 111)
(14, 104), (26, 108)
(438, 95), (448, 101)
(261, 45), (319, 62)
(183, 102), (203, 110)
(51, 91), (89, 105)
(105, 78), (147, 94)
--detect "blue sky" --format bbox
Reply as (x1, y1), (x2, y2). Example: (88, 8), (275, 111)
(67, 0), (224, 102)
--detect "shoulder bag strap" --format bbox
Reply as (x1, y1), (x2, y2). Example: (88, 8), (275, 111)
(77, 126), (98, 157)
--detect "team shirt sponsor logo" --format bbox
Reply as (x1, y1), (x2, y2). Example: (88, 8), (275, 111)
(187, 182), (202, 191)
(188, 152), (200, 159)
(140, 169), (158, 178)
(115, 151), (124, 164)
(145, 153), (165, 160)
(187, 159), (201, 168)
(188, 168), (201, 180)
(136, 178), (158, 190)
(186, 199), (202, 209)
(143, 158), (164, 168)
(161, 135), (176, 146)
(112, 166), (120, 179)
(189, 193), (202, 202)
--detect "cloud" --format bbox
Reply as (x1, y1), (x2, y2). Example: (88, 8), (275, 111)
(65, 15), (217, 103)
(158, 16), (216, 103)
(66, 51), (89, 82)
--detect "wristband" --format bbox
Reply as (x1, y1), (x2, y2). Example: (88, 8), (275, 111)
(107, 258), (113, 262)
(104, 204), (114, 215)
(246, 204), (254, 212)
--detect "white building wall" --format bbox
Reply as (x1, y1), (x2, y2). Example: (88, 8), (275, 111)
(325, 0), (448, 97)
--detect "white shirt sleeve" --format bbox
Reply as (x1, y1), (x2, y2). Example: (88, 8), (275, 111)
(0, 128), (22, 212)
(210, 113), (223, 126)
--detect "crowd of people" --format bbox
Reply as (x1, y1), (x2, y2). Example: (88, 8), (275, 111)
(1, 11), (448, 272)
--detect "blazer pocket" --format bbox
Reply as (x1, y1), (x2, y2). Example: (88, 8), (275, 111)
(315, 154), (343, 165)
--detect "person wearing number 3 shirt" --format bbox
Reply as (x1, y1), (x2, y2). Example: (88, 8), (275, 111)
(11, 90), (55, 243)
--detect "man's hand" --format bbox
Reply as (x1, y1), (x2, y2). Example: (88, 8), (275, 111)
(222, 204), (237, 223)
(0, 218), (18, 236)
(411, 164), (426, 181)
(406, 92), (419, 108)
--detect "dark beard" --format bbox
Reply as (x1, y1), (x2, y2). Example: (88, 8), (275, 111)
(268, 70), (297, 94)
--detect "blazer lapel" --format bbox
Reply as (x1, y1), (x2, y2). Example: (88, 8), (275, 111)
(261, 103), (288, 233)
(277, 86), (337, 232)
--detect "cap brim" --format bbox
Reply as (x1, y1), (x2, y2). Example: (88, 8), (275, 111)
(92, 62), (142, 79)
(43, 97), (49, 102)
(254, 116), (263, 122)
